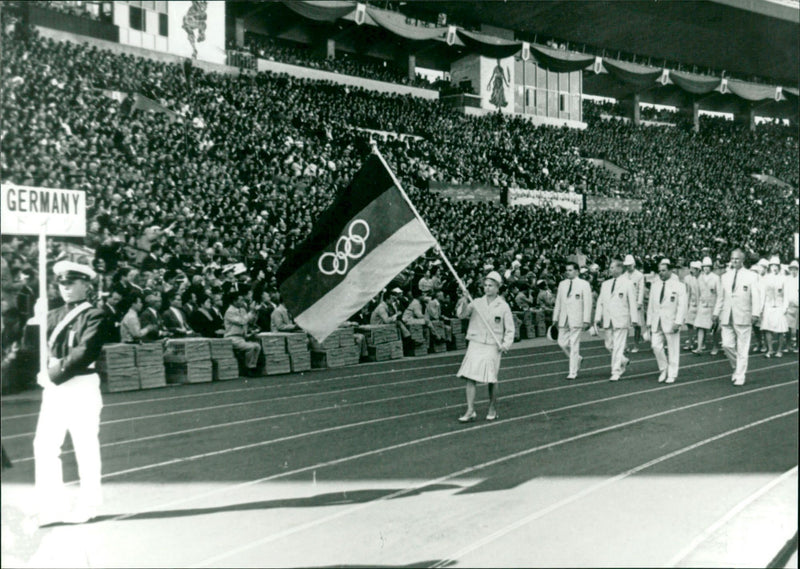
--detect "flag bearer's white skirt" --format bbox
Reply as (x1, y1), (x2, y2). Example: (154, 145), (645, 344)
(457, 341), (501, 384)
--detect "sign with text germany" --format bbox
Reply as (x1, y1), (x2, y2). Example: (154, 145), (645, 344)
(1, 183), (86, 237)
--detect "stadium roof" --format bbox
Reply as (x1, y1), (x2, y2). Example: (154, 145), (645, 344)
(406, 0), (799, 86)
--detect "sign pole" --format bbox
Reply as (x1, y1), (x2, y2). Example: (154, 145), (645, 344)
(38, 228), (48, 378)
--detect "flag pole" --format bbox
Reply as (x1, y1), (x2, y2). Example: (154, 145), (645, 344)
(371, 145), (505, 351)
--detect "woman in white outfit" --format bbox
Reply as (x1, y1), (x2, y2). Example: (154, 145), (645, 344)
(693, 256), (721, 354)
(760, 256), (788, 357)
(456, 271), (515, 423)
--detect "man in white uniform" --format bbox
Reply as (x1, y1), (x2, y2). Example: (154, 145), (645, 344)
(646, 258), (687, 383)
(621, 254), (645, 353)
(714, 248), (763, 386)
(594, 259), (639, 381)
(553, 262), (593, 380)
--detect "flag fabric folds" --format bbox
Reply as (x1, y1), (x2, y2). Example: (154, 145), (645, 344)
(277, 154), (436, 343)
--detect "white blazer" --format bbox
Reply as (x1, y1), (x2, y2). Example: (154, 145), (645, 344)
(553, 277), (593, 328)
(647, 273), (688, 333)
(595, 276), (639, 329)
(714, 267), (762, 326)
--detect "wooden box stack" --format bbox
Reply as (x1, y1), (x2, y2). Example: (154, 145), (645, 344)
(444, 317), (467, 350)
(359, 324), (403, 362)
(135, 343), (166, 389)
(310, 327), (355, 369)
(521, 310), (535, 339)
(266, 332), (310, 373)
(429, 321), (447, 353)
(534, 309), (547, 337)
(407, 323), (426, 345)
(164, 338), (212, 384)
(99, 343), (139, 392)
(208, 338), (238, 381)
(256, 333), (291, 376)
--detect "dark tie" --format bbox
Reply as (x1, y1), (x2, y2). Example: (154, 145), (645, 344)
(659, 280), (665, 304)
(611, 278), (616, 293)
(732, 269), (738, 292)
(567, 280), (573, 297)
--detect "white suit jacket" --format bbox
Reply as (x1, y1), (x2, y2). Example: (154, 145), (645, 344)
(646, 273), (688, 333)
(553, 277), (593, 328)
(714, 267), (762, 326)
(621, 269), (645, 307)
(594, 276), (639, 329)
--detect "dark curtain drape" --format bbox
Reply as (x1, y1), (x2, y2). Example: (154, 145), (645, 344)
(529, 44), (594, 73)
(602, 59), (662, 89)
(281, 0), (356, 22)
(727, 80), (780, 101)
(367, 7), (446, 41)
(668, 71), (721, 94)
(456, 29), (521, 60)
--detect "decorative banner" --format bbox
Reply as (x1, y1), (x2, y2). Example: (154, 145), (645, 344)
(354, 2), (366, 25)
(521, 42), (531, 62)
(429, 182), (501, 203)
(507, 188), (583, 212)
(584, 195), (643, 213)
(594, 56), (603, 75)
(446, 25), (457, 46)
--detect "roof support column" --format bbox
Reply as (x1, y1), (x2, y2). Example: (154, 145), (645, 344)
(620, 92), (641, 126)
(407, 53), (416, 82)
(327, 38), (336, 60)
(734, 104), (756, 132)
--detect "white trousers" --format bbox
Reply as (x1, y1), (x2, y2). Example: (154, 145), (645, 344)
(230, 336), (261, 369)
(651, 327), (680, 379)
(558, 327), (582, 376)
(604, 327), (628, 377)
(33, 373), (103, 513)
(721, 324), (752, 381)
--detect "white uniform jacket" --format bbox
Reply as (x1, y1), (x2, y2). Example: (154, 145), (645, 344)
(594, 276), (639, 329)
(553, 277), (593, 328)
(714, 268), (763, 326)
(647, 273), (688, 332)
(458, 295), (515, 350)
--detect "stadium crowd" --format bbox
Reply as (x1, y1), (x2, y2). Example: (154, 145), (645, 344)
(1, 20), (798, 391)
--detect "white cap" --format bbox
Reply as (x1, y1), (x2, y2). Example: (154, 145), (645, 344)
(690, 261), (702, 269)
(485, 271), (503, 285)
(702, 256), (713, 266)
(659, 258), (671, 267)
(769, 255), (780, 266)
(758, 258), (769, 267)
(53, 260), (96, 280)
(391, 287), (403, 295)
(790, 260), (799, 269)
(623, 254), (635, 266)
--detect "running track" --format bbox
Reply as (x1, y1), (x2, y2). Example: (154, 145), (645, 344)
(1, 338), (797, 568)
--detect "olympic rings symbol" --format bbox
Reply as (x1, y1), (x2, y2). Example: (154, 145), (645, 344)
(318, 219), (370, 276)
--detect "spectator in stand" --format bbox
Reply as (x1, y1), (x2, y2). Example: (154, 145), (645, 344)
(102, 288), (124, 343)
(189, 292), (223, 338)
(120, 291), (152, 343)
(138, 291), (164, 342)
(270, 292), (300, 332)
(371, 289), (400, 325)
(224, 289), (261, 375)
(162, 289), (195, 337)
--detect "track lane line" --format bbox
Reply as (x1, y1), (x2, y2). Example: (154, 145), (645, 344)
(190, 382), (798, 567)
(665, 465), (799, 568)
(431, 412), (799, 568)
(81, 363), (795, 526)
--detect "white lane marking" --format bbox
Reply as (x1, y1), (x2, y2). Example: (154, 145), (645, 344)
(433, 412), (799, 568)
(86, 363), (795, 529)
(5, 357), (720, 462)
(191, 380), (798, 567)
(0, 345), (607, 421)
(665, 465), (799, 568)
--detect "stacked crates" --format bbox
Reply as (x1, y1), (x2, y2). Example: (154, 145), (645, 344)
(164, 338), (212, 384)
(208, 338), (239, 381)
(256, 333), (291, 375)
(310, 327), (357, 368)
(99, 344), (139, 392)
(136, 343), (166, 389)
(429, 321), (447, 353)
(358, 324), (402, 362)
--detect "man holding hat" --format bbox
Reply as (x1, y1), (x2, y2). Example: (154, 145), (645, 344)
(682, 261), (702, 351)
(694, 256), (722, 354)
(33, 260), (111, 525)
(553, 262), (593, 380)
(714, 248), (762, 386)
(594, 258), (639, 381)
(621, 254), (645, 352)
(646, 258), (687, 383)
(456, 271), (515, 422)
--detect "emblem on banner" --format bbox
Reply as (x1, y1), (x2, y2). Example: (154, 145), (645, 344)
(658, 68), (670, 85)
(775, 86), (782, 101)
(446, 25), (457, 46)
(719, 77), (728, 94)
(594, 57), (603, 74)
(318, 219), (370, 276)
(354, 3), (366, 25)
(521, 42), (531, 61)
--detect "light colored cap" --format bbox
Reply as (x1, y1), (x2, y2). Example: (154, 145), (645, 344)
(690, 261), (702, 269)
(702, 256), (713, 266)
(485, 271), (503, 285)
(590, 263), (600, 271)
(53, 260), (96, 280)
(790, 260), (799, 269)
(769, 255), (780, 266)
(659, 258), (671, 267)
(483, 263), (494, 271)
(391, 287), (403, 295)
(623, 254), (635, 266)
(758, 258), (769, 267)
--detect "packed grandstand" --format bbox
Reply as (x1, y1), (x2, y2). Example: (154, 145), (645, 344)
(0, 3), (797, 393)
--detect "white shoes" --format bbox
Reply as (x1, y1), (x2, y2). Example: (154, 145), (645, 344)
(620, 357), (629, 375)
(609, 376), (620, 382)
(665, 377), (676, 384)
(733, 377), (745, 386)
(658, 371), (667, 383)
